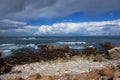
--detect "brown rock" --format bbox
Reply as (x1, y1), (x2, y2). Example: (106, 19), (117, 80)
(99, 68), (116, 78)
(26, 73), (41, 80)
(47, 45), (69, 52)
(101, 42), (114, 50)
(83, 47), (96, 55)
(40, 76), (53, 80)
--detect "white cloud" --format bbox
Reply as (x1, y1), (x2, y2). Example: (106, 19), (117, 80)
(36, 19), (120, 35)
(0, 19), (120, 36)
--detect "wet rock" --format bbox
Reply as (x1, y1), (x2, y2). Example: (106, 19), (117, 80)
(0, 52), (2, 57)
(101, 42), (114, 50)
(47, 45), (69, 52)
(38, 45), (70, 60)
(38, 44), (69, 52)
(0, 58), (12, 75)
(12, 47), (35, 55)
(0, 58), (5, 74)
(38, 45), (48, 53)
(108, 47), (120, 60)
(26, 73), (41, 80)
(83, 47), (96, 56)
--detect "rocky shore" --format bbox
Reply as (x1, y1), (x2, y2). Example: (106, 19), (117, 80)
(0, 42), (120, 80)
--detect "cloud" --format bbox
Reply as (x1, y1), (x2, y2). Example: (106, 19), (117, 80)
(0, 19), (26, 30)
(0, 0), (120, 20)
(0, 19), (120, 36)
(0, 19), (39, 36)
(36, 19), (120, 36)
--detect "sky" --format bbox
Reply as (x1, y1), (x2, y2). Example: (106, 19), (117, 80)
(0, 0), (120, 36)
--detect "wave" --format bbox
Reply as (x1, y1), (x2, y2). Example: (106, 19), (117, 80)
(18, 37), (36, 40)
(0, 43), (38, 57)
(55, 41), (87, 45)
(0, 50), (13, 58)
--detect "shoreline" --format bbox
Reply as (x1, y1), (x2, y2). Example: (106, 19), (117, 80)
(0, 42), (120, 79)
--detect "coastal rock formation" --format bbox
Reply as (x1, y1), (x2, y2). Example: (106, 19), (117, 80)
(83, 47), (96, 55)
(0, 52), (2, 57)
(0, 58), (6, 74)
(101, 42), (114, 50)
(38, 45), (69, 52)
(108, 47), (120, 60)
(38, 45), (70, 59)
(0, 58), (12, 74)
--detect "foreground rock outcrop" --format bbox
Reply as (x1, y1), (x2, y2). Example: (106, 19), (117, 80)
(108, 47), (120, 60)
(0, 58), (12, 75)
(3, 63), (120, 80)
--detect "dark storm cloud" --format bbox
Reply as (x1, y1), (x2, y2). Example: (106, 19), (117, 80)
(0, 0), (120, 19)
(0, 19), (26, 30)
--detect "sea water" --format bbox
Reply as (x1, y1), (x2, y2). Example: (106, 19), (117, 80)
(0, 36), (120, 57)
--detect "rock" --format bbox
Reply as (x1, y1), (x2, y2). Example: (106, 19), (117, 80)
(108, 47), (120, 60)
(0, 58), (12, 75)
(47, 45), (69, 52)
(0, 58), (5, 74)
(99, 68), (116, 78)
(101, 42), (114, 50)
(40, 76), (53, 80)
(0, 58), (4, 67)
(12, 47), (35, 55)
(83, 47), (96, 56)
(38, 45), (48, 52)
(94, 54), (105, 62)
(38, 45), (69, 52)
(4, 78), (24, 80)
(26, 73), (41, 80)
(38, 45), (70, 60)
(0, 52), (2, 57)
(10, 70), (22, 74)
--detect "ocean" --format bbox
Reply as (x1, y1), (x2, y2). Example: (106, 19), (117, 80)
(0, 36), (120, 57)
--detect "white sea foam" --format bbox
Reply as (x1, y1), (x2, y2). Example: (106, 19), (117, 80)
(0, 50), (12, 57)
(0, 43), (38, 57)
(69, 46), (85, 49)
(25, 44), (38, 49)
(19, 37), (36, 40)
(56, 41), (87, 45)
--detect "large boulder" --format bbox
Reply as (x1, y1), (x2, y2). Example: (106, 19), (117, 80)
(38, 45), (69, 52)
(83, 47), (96, 56)
(38, 45), (48, 52)
(101, 42), (114, 50)
(108, 47), (120, 60)
(0, 58), (12, 74)
(38, 45), (70, 60)
(47, 45), (69, 52)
